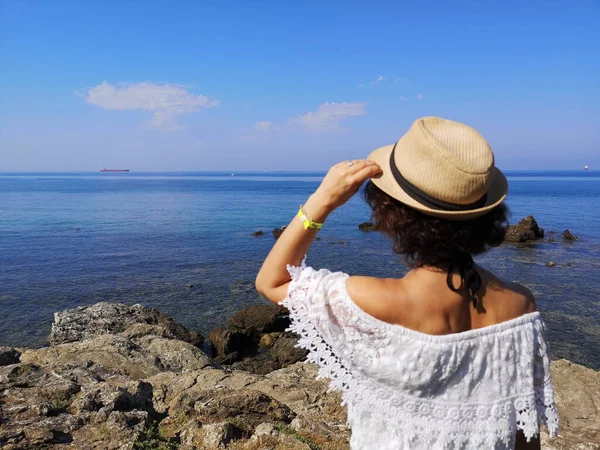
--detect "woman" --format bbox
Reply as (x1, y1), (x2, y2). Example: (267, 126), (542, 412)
(256, 117), (558, 449)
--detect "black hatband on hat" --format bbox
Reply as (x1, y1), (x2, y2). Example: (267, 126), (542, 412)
(389, 143), (488, 212)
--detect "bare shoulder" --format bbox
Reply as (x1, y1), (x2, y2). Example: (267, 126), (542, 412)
(345, 275), (409, 323)
(480, 267), (537, 316)
(504, 281), (537, 314)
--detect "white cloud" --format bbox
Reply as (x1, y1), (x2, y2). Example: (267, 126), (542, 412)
(255, 121), (272, 130)
(288, 102), (366, 131)
(399, 96), (408, 101)
(82, 81), (219, 131)
(417, 93), (423, 100)
(358, 75), (387, 87)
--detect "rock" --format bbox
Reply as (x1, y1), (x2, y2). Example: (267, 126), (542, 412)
(247, 433), (319, 450)
(70, 410), (149, 450)
(180, 421), (243, 449)
(249, 363), (347, 425)
(69, 379), (153, 416)
(155, 369), (261, 420)
(273, 227), (284, 239)
(159, 383), (295, 443)
(210, 326), (252, 360)
(146, 370), (206, 415)
(229, 351), (284, 375)
(176, 419), (203, 449)
(252, 230), (264, 236)
(0, 360), (150, 450)
(563, 229), (578, 241)
(271, 332), (309, 367)
(149, 362), (348, 447)
(548, 359), (600, 446)
(207, 305), (305, 375)
(214, 351), (242, 366)
(49, 302), (203, 347)
(229, 304), (289, 338)
(193, 389), (295, 428)
(254, 422), (280, 438)
(208, 305), (294, 372)
(505, 216), (545, 242)
(2, 302), (599, 450)
(546, 262), (556, 267)
(188, 284), (194, 288)
(2, 303), (344, 450)
(259, 332), (281, 349)
(20, 333), (219, 380)
(0, 364), (79, 419)
(22, 422), (56, 445)
(358, 221), (376, 231)
(0, 347), (21, 366)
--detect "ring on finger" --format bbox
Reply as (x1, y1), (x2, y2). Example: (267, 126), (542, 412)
(345, 160), (354, 167)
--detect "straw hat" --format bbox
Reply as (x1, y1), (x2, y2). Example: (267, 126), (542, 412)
(367, 117), (508, 220)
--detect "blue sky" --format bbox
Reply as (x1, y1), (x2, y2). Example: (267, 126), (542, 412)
(0, 0), (598, 171)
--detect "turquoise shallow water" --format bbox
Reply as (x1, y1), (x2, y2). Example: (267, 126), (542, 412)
(1, 171), (599, 369)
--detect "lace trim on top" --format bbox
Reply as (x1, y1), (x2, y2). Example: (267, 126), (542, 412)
(280, 258), (558, 450)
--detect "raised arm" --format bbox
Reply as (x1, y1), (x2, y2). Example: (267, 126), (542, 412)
(255, 160), (381, 303)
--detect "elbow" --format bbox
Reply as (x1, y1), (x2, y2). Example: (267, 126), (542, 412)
(255, 272), (270, 298)
(255, 277), (266, 297)
(255, 273), (283, 304)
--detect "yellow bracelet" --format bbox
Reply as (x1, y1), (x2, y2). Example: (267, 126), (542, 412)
(298, 205), (323, 231)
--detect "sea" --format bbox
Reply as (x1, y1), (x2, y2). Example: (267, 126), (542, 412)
(1, 171), (599, 370)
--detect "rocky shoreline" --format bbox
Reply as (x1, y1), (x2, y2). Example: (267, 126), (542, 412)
(1, 302), (598, 449)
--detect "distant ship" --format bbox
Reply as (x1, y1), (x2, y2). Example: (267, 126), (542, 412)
(100, 168), (130, 172)
(584, 165), (589, 171)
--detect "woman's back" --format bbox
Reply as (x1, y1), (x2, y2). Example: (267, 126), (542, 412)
(346, 265), (537, 337)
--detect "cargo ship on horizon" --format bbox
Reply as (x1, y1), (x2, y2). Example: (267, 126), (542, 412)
(100, 168), (130, 172)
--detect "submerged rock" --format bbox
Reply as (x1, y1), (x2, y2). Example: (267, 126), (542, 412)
(358, 221), (377, 231)
(505, 216), (545, 242)
(252, 230), (264, 236)
(272, 227), (284, 239)
(49, 302), (204, 347)
(563, 229), (579, 241)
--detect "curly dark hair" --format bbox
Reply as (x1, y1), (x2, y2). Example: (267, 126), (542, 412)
(363, 181), (509, 268)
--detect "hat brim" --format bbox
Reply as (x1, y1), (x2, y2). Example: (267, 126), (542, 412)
(367, 144), (508, 221)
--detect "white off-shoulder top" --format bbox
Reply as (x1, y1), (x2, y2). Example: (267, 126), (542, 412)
(280, 259), (558, 450)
